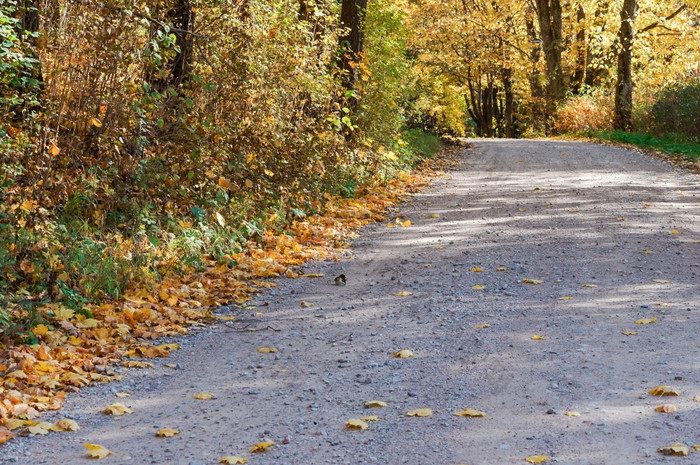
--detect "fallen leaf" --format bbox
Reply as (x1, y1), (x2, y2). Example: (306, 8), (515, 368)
(194, 392), (215, 400)
(4, 419), (26, 430)
(653, 279), (670, 284)
(532, 335), (545, 340)
(49, 142), (61, 156)
(346, 419), (369, 430)
(557, 296), (573, 300)
(427, 214), (440, 218)
(470, 267), (482, 272)
(90, 118), (102, 127)
(658, 443), (689, 456)
(496, 267), (507, 271)
(257, 347), (278, 353)
(300, 273), (324, 278)
(525, 456), (549, 463)
(582, 284), (597, 288)
(621, 330), (638, 336)
(694, 445), (700, 452)
(105, 403), (132, 415)
(0, 427), (14, 444)
(84, 443), (111, 459)
(693, 396), (700, 402)
(219, 457), (248, 464)
(655, 404), (678, 413)
(214, 211), (226, 227)
(618, 217), (627, 221)
(393, 350), (414, 358)
(250, 441), (275, 453)
(453, 408), (485, 417)
(122, 361), (154, 368)
(387, 222), (396, 228)
(522, 279), (543, 285)
(670, 230), (679, 234)
(157, 428), (180, 437)
(649, 386), (680, 396)
(361, 415), (380, 421)
(394, 291), (413, 297)
(300, 301), (314, 308)
(635, 318), (657, 325)
(28, 423), (53, 435)
(406, 408), (433, 417)
(564, 411), (580, 417)
(365, 400), (387, 408)
(115, 392), (131, 398)
(644, 250), (653, 254)
(472, 284), (485, 290)
(569, 209), (580, 213)
(401, 220), (411, 227)
(56, 419), (80, 431)
(474, 323), (491, 329)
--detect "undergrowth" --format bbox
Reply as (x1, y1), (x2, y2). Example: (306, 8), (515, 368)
(583, 130), (700, 161)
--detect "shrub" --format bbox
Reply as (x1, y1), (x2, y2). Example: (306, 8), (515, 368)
(555, 93), (613, 134)
(649, 80), (700, 141)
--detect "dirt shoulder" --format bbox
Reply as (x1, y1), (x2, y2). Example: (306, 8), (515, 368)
(3, 139), (699, 465)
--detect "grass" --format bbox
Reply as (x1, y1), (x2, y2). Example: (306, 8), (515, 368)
(584, 129), (700, 161)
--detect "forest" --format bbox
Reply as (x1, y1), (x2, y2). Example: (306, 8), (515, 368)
(0, 0), (698, 429)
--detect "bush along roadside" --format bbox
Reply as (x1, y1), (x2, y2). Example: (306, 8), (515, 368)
(0, 138), (457, 443)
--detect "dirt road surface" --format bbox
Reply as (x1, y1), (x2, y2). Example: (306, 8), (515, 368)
(3, 139), (699, 465)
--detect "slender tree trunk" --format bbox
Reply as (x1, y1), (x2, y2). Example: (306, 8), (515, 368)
(338, 0), (368, 91)
(571, 4), (586, 94)
(503, 67), (514, 138)
(534, 0), (564, 133)
(614, 0), (637, 130)
(166, 0), (195, 88)
(526, 14), (544, 133)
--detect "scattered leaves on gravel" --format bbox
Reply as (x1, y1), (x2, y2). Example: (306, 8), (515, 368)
(156, 428), (179, 437)
(346, 419), (369, 430)
(649, 386), (680, 396)
(658, 443), (689, 456)
(406, 408), (433, 417)
(84, 443), (111, 459)
(104, 403), (132, 415)
(453, 408), (486, 417)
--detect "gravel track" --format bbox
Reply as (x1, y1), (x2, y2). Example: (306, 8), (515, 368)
(3, 139), (699, 465)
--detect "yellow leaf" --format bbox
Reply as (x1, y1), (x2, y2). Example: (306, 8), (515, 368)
(250, 441), (275, 453)
(532, 335), (545, 340)
(670, 230), (679, 234)
(264, 169), (274, 177)
(470, 267), (482, 272)
(49, 142), (61, 157)
(427, 213), (440, 218)
(617, 217), (627, 221)
(621, 330), (638, 336)
(644, 250), (653, 254)
(496, 267), (507, 271)
(245, 179), (253, 188)
(557, 296), (573, 300)
(522, 279), (543, 285)
(214, 212), (225, 227)
(157, 428), (180, 437)
(365, 400), (387, 408)
(694, 396), (700, 402)
(653, 279), (670, 284)
(104, 403), (132, 415)
(300, 273), (324, 278)
(194, 392), (215, 400)
(0, 427), (14, 445)
(220, 457), (248, 464)
(472, 285), (485, 290)
(360, 415), (380, 421)
(300, 301), (314, 308)
(582, 284), (597, 288)
(393, 349), (414, 358)
(387, 222), (396, 228)
(122, 361), (154, 368)
(564, 411), (580, 417)
(694, 445), (700, 452)
(635, 317), (657, 325)
(56, 419), (80, 431)
(346, 419), (369, 430)
(658, 443), (689, 456)
(257, 347), (278, 353)
(90, 118), (102, 128)
(179, 220), (192, 229)
(20, 199), (37, 212)
(158, 343), (179, 351)
(453, 408), (485, 417)
(648, 386), (680, 396)
(474, 324), (490, 329)
(84, 443), (111, 459)
(655, 404), (678, 413)
(401, 220), (411, 227)
(4, 419), (26, 430)
(28, 423), (52, 435)
(406, 408), (433, 417)
(394, 291), (413, 297)
(525, 455), (549, 463)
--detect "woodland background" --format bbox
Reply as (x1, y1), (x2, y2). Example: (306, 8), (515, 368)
(0, 0), (699, 333)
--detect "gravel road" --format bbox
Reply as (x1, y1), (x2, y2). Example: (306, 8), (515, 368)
(3, 139), (699, 465)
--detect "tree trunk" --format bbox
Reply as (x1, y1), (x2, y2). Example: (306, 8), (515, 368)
(338, 0), (368, 91)
(525, 14), (545, 133)
(166, 0), (195, 88)
(534, 0), (564, 133)
(614, 0), (636, 130)
(571, 4), (586, 94)
(503, 67), (514, 138)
